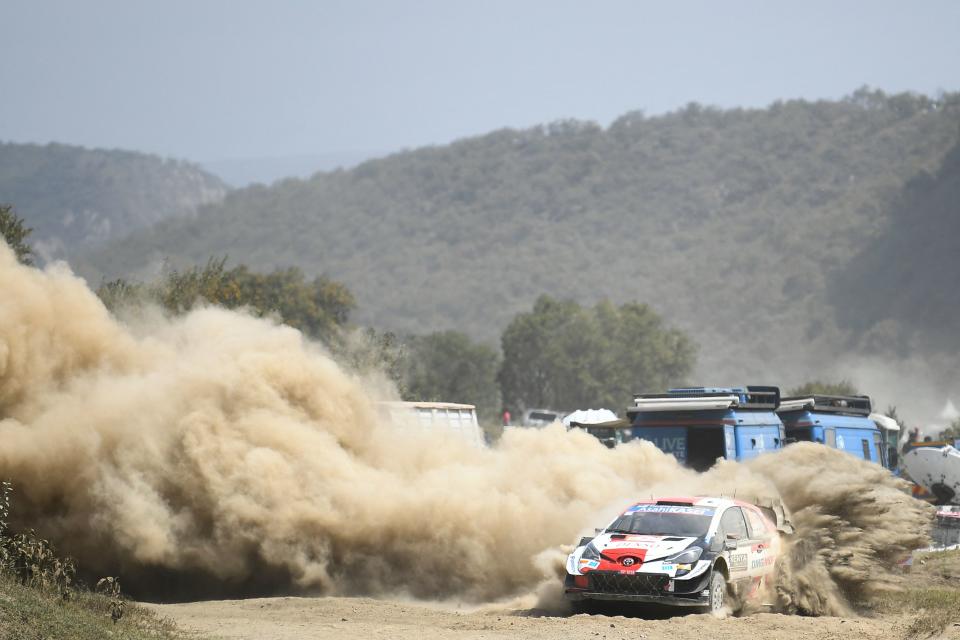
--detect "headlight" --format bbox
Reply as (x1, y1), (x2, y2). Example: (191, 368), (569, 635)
(665, 546), (703, 566)
(581, 542), (600, 561)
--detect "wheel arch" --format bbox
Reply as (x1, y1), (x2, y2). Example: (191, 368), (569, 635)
(712, 556), (729, 579)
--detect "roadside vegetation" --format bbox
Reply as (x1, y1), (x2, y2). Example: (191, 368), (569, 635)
(869, 548), (960, 638)
(0, 482), (195, 640)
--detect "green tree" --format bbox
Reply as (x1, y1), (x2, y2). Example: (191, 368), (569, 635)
(97, 258), (354, 344)
(787, 380), (859, 397)
(228, 265), (354, 341)
(499, 295), (696, 413)
(402, 331), (501, 421)
(154, 257), (243, 313)
(0, 204), (34, 265)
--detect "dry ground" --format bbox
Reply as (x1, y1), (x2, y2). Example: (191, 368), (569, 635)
(145, 550), (960, 640)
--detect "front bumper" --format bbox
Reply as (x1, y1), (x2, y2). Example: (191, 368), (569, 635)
(564, 570), (711, 607)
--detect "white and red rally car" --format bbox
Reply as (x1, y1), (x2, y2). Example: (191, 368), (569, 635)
(564, 496), (792, 614)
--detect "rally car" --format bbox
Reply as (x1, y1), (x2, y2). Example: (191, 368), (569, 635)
(564, 496), (791, 614)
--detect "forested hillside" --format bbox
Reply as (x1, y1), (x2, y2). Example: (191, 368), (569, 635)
(832, 138), (960, 353)
(81, 89), (960, 385)
(0, 142), (227, 261)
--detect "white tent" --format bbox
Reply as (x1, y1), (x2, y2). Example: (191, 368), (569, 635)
(870, 412), (900, 432)
(562, 408), (618, 427)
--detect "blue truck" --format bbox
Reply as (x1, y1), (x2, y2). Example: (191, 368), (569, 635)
(627, 386), (786, 471)
(776, 394), (888, 467)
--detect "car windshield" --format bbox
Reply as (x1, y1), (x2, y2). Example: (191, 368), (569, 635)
(606, 506), (713, 537)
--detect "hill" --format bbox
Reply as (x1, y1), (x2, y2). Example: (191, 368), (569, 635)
(81, 89), (960, 392)
(0, 141), (227, 261)
(832, 137), (960, 354)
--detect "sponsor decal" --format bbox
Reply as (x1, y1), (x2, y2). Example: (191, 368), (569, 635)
(625, 505), (715, 516)
(660, 563), (676, 572)
(579, 559), (600, 569)
(729, 553), (748, 572)
(750, 557), (775, 570)
(606, 540), (654, 549)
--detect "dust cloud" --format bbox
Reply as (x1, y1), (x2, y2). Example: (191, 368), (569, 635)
(0, 244), (933, 612)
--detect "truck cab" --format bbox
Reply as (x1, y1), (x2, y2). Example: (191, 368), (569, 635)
(628, 386), (785, 471)
(776, 395), (887, 467)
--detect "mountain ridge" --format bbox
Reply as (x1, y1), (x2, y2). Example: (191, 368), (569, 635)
(78, 89), (960, 393)
(0, 141), (228, 262)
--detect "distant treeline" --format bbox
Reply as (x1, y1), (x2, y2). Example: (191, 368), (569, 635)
(96, 256), (696, 421)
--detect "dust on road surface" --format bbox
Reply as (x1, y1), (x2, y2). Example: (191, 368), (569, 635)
(145, 595), (958, 640)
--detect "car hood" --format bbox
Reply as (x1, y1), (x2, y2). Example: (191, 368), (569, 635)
(586, 533), (699, 568)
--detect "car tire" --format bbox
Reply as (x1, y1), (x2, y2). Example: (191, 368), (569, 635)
(705, 570), (728, 614)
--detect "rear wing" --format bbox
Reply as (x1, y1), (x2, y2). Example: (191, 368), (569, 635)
(736, 495), (795, 535)
(778, 394), (872, 416)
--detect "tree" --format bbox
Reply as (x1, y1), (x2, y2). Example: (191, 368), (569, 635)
(0, 204), (34, 265)
(787, 380), (859, 397)
(499, 296), (696, 413)
(97, 258), (354, 344)
(228, 265), (354, 342)
(402, 331), (500, 421)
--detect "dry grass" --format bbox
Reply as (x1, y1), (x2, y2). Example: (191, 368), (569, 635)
(870, 548), (960, 638)
(899, 588), (960, 638)
(0, 572), (192, 640)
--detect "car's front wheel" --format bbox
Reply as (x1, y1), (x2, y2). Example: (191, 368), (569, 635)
(706, 570), (728, 614)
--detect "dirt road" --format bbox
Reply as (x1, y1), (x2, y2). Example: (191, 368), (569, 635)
(145, 550), (960, 639)
(145, 595), (956, 640)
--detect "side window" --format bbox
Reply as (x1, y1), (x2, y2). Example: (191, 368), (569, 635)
(825, 428), (837, 448)
(719, 507), (749, 540)
(744, 508), (770, 538)
(861, 439), (871, 460)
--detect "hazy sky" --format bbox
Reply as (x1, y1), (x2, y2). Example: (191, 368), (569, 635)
(2, 0), (959, 164)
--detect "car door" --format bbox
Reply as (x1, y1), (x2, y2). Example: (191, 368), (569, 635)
(718, 506), (751, 586)
(743, 506), (777, 588)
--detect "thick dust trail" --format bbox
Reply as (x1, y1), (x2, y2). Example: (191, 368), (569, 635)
(0, 244), (932, 613)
